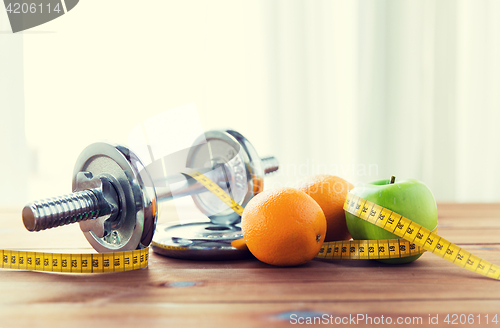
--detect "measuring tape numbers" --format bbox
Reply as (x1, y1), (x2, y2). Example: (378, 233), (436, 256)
(1, 248), (149, 273)
(317, 238), (425, 260)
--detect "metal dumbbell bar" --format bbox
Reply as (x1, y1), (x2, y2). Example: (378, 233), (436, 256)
(22, 130), (278, 259)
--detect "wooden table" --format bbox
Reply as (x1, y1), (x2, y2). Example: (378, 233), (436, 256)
(1, 203), (499, 327)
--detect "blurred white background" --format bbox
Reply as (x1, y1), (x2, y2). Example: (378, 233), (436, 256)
(1, 0), (500, 207)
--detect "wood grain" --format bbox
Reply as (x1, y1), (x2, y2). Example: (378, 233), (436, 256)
(1, 203), (499, 327)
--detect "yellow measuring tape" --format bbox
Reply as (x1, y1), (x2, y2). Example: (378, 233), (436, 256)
(1, 248), (149, 273)
(340, 193), (500, 280)
(317, 239), (425, 260)
(177, 170), (500, 281)
(183, 170), (245, 216)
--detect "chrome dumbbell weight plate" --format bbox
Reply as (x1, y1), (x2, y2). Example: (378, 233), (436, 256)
(152, 221), (251, 260)
(152, 129), (269, 260)
(72, 143), (157, 253)
(187, 130), (264, 225)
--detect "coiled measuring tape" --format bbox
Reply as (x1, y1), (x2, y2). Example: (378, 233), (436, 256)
(1, 248), (149, 273)
(157, 170), (500, 281)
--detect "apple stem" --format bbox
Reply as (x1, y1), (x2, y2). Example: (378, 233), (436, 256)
(390, 176), (396, 184)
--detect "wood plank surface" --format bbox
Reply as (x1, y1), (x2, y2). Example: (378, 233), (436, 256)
(1, 203), (499, 327)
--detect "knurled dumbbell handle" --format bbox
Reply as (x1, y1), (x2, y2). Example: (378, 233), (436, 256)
(23, 189), (109, 232)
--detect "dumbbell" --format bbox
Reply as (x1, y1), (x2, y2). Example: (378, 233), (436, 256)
(22, 129), (278, 257)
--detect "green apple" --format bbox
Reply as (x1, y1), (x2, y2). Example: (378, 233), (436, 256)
(345, 177), (438, 264)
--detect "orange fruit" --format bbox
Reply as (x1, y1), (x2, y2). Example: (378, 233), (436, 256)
(230, 238), (248, 251)
(298, 175), (354, 242)
(241, 187), (326, 266)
